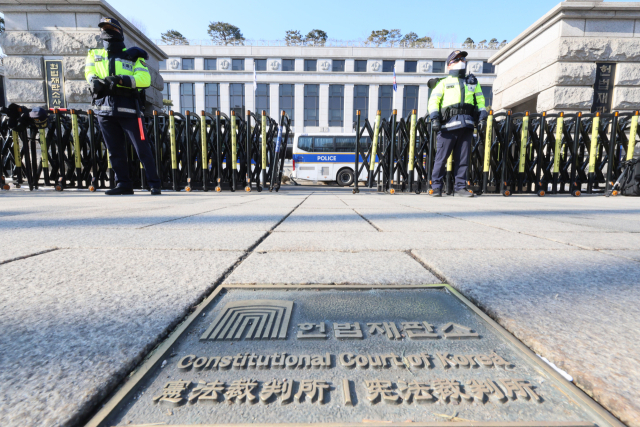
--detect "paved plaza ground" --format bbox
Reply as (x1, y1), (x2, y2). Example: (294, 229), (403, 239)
(1, 186), (639, 427)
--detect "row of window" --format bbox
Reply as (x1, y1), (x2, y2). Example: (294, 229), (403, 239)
(163, 83), (494, 126)
(163, 58), (496, 74)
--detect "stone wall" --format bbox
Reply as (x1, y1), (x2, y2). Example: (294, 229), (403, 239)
(489, 1), (640, 114)
(0, 0), (167, 112)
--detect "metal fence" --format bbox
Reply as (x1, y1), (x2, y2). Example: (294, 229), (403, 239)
(1, 107), (291, 193)
(350, 109), (639, 196)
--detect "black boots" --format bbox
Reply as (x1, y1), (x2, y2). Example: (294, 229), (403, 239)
(105, 185), (134, 195)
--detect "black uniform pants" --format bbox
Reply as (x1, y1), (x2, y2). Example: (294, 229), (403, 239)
(97, 115), (160, 188)
(431, 127), (473, 191)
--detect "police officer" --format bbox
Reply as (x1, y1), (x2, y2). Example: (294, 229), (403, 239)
(427, 50), (487, 197)
(85, 17), (161, 195)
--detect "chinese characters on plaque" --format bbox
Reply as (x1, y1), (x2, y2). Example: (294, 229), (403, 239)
(44, 60), (67, 110)
(592, 63), (616, 114)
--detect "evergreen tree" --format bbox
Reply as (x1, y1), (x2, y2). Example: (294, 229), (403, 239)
(207, 22), (245, 45)
(285, 30), (303, 46)
(160, 30), (189, 45)
(305, 29), (327, 46)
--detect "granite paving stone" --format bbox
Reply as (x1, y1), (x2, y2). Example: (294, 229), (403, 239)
(276, 208), (377, 232)
(411, 248), (640, 427)
(225, 251), (441, 284)
(0, 248), (243, 427)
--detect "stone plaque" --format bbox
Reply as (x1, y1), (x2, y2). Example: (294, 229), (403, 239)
(88, 285), (622, 427)
(44, 59), (67, 110)
(592, 63), (616, 114)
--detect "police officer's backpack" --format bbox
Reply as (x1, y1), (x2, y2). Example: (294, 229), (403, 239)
(621, 158), (640, 196)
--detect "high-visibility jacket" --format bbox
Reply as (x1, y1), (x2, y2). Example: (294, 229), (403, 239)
(84, 47), (150, 117)
(428, 73), (486, 131)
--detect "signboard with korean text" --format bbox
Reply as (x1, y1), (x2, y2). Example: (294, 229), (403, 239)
(592, 63), (616, 114)
(44, 59), (67, 110)
(87, 285), (623, 427)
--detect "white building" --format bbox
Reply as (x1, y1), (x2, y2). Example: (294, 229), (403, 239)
(158, 43), (499, 134)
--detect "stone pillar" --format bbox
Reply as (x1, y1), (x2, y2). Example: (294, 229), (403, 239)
(344, 84), (354, 132)
(0, 0), (167, 111)
(418, 85), (430, 118)
(294, 83), (304, 133)
(319, 83), (329, 129)
(245, 83), (255, 114)
(220, 83), (230, 115)
(489, 1), (640, 114)
(395, 85), (405, 119)
(170, 82), (181, 113)
(368, 84), (379, 123)
(195, 82), (205, 114)
(269, 83), (279, 118)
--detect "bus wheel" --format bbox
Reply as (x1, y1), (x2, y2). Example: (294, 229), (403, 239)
(336, 168), (355, 187)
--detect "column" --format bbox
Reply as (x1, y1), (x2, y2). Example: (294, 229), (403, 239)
(245, 82), (255, 114)
(170, 82), (181, 112)
(295, 83), (304, 133)
(270, 83), (279, 118)
(220, 83), (230, 115)
(368, 84), (379, 124)
(195, 82), (205, 114)
(418, 84), (430, 118)
(319, 83), (329, 130)
(344, 84), (354, 132)
(395, 84), (405, 119)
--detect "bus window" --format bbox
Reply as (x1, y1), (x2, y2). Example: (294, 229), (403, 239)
(313, 137), (335, 152)
(335, 136), (355, 152)
(298, 136), (312, 151)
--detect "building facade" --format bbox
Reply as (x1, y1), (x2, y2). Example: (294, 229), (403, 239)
(159, 44), (498, 134)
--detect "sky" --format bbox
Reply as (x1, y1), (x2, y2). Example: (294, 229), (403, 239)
(105, 0), (620, 44)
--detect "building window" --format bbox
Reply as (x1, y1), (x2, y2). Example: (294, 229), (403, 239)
(159, 60), (167, 70)
(403, 85), (419, 116)
(433, 61), (446, 73)
(230, 83), (245, 117)
(205, 83), (220, 113)
(353, 85), (369, 122)
(354, 60), (367, 72)
(332, 60), (345, 72)
(255, 83), (270, 115)
(482, 86), (494, 108)
(180, 83), (194, 115)
(483, 61), (496, 74)
(378, 85), (393, 120)
(279, 84), (295, 124)
(255, 59), (267, 71)
(304, 84), (319, 126)
(382, 60), (395, 73)
(404, 61), (417, 73)
(329, 85), (344, 127)
(282, 59), (295, 71)
(181, 58), (194, 70)
(304, 59), (317, 72)
(204, 59), (217, 70)
(232, 59), (245, 71)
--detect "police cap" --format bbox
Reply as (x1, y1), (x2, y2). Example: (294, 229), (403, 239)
(29, 107), (50, 129)
(447, 50), (468, 65)
(98, 17), (123, 33)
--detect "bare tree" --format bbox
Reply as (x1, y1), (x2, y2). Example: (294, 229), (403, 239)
(207, 22), (244, 45)
(127, 16), (148, 36)
(161, 30), (189, 45)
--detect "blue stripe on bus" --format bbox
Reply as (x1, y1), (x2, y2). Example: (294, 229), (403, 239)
(294, 154), (379, 163)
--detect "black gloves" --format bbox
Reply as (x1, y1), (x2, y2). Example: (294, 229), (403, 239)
(478, 109), (489, 122)
(91, 78), (106, 96)
(431, 118), (441, 133)
(104, 75), (122, 91)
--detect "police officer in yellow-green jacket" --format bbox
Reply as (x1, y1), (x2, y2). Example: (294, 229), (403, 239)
(427, 50), (487, 197)
(85, 17), (161, 195)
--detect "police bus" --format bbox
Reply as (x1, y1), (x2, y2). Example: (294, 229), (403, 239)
(291, 134), (373, 186)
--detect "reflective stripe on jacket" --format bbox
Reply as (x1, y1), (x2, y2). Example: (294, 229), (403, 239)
(427, 74), (486, 131)
(85, 47), (150, 116)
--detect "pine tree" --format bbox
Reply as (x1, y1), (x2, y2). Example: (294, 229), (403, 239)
(305, 29), (327, 46)
(285, 30), (303, 46)
(207, 22), (244, 45)
(160, 30), (189, 45)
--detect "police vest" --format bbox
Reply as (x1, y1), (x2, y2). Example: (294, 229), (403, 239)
(428, 74), (486, 131)
(84, 48), (150, 117)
